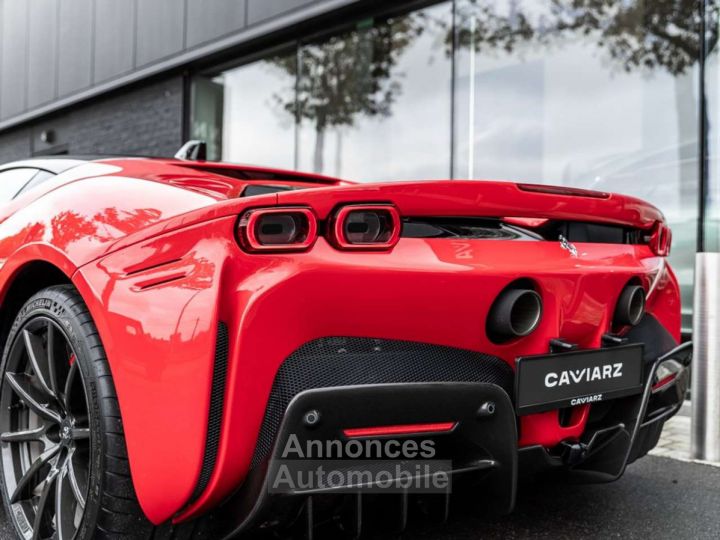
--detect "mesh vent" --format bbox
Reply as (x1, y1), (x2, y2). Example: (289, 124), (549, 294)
(190, 322), (229, 502)
(251, 337), (514, 467)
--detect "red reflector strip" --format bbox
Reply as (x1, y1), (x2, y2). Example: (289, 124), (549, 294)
(343, 422), (456, 438)
(653, 373), (677, 390)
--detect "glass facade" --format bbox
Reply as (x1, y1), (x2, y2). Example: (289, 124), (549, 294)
(705, 1), (720, 253)
(192, 0), (708, 332)
(193, 2), (454, 179)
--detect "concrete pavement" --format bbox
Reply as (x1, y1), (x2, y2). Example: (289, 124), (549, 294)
(391, 455), (720, 539)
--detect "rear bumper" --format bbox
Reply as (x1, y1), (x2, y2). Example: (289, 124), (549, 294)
(214, 341), (691, 539)
(219, 382), (517, 539)
(519, 340), (691, 480)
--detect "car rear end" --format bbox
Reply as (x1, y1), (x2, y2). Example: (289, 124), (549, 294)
(189, 180), (689, 535)
(81, 178), (690, 537)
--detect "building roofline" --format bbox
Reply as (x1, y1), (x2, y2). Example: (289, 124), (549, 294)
(0, 0), (360, 134)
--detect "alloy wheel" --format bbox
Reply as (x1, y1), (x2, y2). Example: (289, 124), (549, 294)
(0, 316), (90, 540)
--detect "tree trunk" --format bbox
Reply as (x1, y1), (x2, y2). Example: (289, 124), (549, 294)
(314, 124), (326, 173)
(335, 128), (343, 177)
(674, 71), (697, 219)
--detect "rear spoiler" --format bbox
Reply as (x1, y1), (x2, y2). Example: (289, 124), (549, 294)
(274, 180), (664, 230)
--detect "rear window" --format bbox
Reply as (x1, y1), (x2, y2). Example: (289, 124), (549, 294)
(0, 168), (43, 202)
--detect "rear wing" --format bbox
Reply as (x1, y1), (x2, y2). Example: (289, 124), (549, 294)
(275, 180), (664, 230)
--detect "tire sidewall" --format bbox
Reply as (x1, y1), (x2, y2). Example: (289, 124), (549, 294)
(0, 288), (105, 540)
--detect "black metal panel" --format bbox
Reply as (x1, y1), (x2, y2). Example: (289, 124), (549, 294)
(58, 0), (93, 96)
(27, 0), (58, 108)
(186, 0), (248, 48)
(0, 0), (28, 119)
(624, 313), (678, 362)
(93, 0), (135, 83)
(136, 0), (185, 67)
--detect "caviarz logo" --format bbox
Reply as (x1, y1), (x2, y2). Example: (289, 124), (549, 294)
(570, 394), (603, 406)
(544, 363), (623, 388)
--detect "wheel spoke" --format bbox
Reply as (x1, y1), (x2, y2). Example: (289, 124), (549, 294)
(0, 426), (45, 443)
(23, 329), (57, 400)
(10, 444), (61, 504)
(55, 465), (76, 540)
(66, 451), (86, 510)
(62, 362), (78, 411)
(2, 316), (92, 540)
(30, 465), (60, 540)
(5, 372), (62, 424)
(45, 322), (61, 399)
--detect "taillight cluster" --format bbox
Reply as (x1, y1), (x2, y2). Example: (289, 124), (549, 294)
(649, 221), (672, 256)
(236, 204), (401, 253)
(237, 208), (317, 252)
(330, 205), (401, 250)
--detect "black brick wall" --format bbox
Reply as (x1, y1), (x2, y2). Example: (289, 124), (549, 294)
(0, 76), (184, 164)
(0, 127), (32, 164)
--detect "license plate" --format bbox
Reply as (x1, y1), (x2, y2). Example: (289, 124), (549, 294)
(515, 344), (644, 415)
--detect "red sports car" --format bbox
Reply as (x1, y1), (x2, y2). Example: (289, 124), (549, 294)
(0, 147), (691, 539)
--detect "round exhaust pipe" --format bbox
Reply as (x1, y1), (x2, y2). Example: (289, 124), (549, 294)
(614, 284), (646, 326)
(487, 288), (543, 342)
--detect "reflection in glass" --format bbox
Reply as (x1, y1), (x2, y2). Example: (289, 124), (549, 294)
(453, 0), (701, 330)
(705, 1), (720, 252)
(292, 4), (452, 180)
(192, 4), (452, 181)
(190, 76), (225, 162)
(0, 168), (38, 202)
(195, 50), (298, 168)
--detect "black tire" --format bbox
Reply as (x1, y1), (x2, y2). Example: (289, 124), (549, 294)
(0, 285), (210, 539)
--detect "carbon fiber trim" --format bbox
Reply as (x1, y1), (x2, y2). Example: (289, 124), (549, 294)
(190, 322), (229, 502)
(624, 313), (677, 362)
(251, 337), (514, 468)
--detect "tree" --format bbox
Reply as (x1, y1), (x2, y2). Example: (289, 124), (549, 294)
(269, 14), (425, 173)
(451, 0), (718, 77)
(450, 0), (718, 209)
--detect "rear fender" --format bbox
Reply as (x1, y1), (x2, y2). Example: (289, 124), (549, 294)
(73, 216), (237, 524)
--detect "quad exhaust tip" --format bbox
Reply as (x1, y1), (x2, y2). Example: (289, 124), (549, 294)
(614, 284), (646, 327)
(487, 288), (543, 342)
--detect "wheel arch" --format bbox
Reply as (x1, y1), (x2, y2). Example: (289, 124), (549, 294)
(0, 259), (74, 356)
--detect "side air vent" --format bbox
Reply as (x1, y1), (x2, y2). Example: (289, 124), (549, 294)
(190, 322), (229, 502)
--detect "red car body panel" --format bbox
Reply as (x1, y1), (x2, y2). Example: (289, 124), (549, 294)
(0, 158), (681, 525)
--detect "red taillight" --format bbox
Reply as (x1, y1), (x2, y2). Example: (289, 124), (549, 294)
(330, 204), (401, 250)
(237, 207), (317, 252)
(649, 221), (672, 256)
